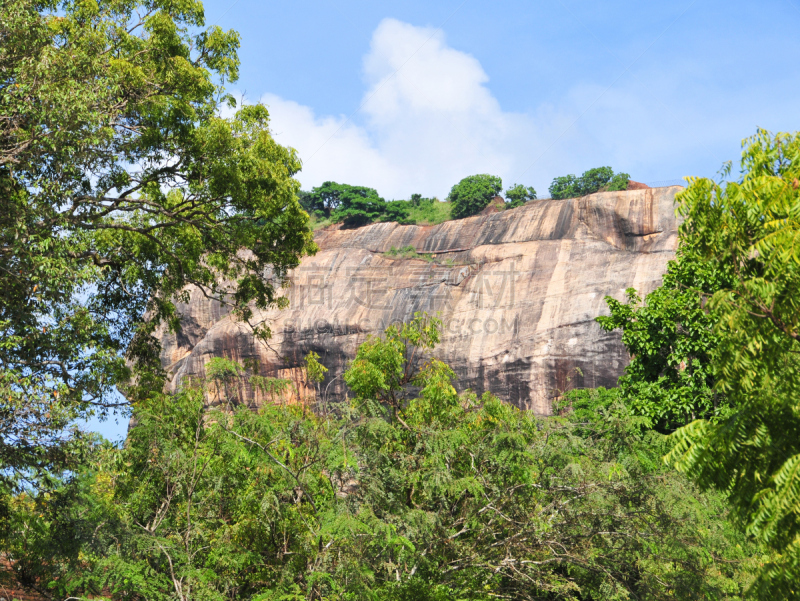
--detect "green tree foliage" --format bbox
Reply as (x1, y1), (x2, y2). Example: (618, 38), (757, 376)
(504, 183), (537, 208)
(549, 166), (631, 199)
(447, 174), (503, 219)
(664, 130), (800, 597)
(596, 242), (734, 431)
(548, 174), (578, 200)
(304, 351), (328, 386)
(299, 182), (413, 226)
(332, 188), (387, 227)
(344, 312), (449, 425)
(0, 0), (317, 494)
(299, 181), (355, 218)
(10, 316), (761, 600)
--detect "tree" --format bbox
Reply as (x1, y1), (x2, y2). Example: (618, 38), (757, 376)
(9, 317), (760, 599)
(607, 171), (631, 192)
(301, 181), (412, 226)
(343, 312), (449, 425)
(548, 174), (579, 200)
(382, 200), (415, 225)
(447, 174), (502, 219)
(10, 389), (333, 600)
(576, 166), (630, 195)
(298, 181), (348, 217)
(331, 187), (386, 227)
(548, 166), (631, 199)
(0, 0), (316, 493)
(596, 242), (734, 431)
(665, 130), (800, 597)
(504, 183), (537, 208)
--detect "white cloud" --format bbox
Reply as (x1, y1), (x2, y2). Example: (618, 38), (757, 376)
(255, 18), (722, 199)
(260, 18), (574, 200)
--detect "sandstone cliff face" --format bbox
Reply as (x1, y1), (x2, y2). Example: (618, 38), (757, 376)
(156, 186), (681, 414)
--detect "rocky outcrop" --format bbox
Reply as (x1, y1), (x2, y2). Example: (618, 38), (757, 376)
(156, 186), (682, 414)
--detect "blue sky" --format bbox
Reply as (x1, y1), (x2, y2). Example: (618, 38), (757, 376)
(90, 0), (800, 441)
(200, 0), (800, 199)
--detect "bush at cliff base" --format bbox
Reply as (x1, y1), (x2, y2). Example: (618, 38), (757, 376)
(7, 315), (762, 600)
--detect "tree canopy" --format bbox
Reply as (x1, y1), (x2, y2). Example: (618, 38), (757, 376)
(549, 166), (630, 199)
(504, 183), (537, 208)
(597, 241), (734, 431)
(447, 174), (503, 219)
(601, 130), (800, 596)
(3, 2), (791, 598)
(664, 130), (800, 597)
(0, 0), (316, 493)
(4, 316), (759, 600)
(299, 181), (413, 226)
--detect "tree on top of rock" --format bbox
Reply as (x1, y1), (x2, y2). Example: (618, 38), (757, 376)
(447, 174), (503, 219)
(505, 183), (537, 208)
(300, 182), (413, 227)
(549, 167), (631, 199)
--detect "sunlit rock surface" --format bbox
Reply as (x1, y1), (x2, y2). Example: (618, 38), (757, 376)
(156, 186), (681, 414)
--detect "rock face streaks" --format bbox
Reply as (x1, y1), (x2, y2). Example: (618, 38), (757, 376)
(156, 186), (681, 414)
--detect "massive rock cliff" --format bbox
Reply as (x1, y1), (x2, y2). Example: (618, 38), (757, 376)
(156, 186), (681, 414)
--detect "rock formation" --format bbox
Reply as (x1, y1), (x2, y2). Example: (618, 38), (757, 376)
(156, 186), (682, 414)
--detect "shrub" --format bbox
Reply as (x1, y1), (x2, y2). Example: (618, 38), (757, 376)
(409, 193), (434, 207)
(384, 245), (452, 265)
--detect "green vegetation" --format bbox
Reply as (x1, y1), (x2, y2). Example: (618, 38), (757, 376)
(448, 174), (503, 218)
(5, 316), (761, 600)
(667, 130), (800, 597)
(304, 190), (452, 230)
(549, 166), (631, 199)
(597, 240), (733, 431)
(505, 183), (538, 207)
(0, 0), (316, 503)
(385, 245), (435, 261)
(302, 180), (535, 230)
(308, 212), (337, 230)
(3, 0), (798, 597)
(403, 195), (453, 224)
(384, 245), (454, 265)
(299, 182), (413, 227)
(599, 129), (800, 597)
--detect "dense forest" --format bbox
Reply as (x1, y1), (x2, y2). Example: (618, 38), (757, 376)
(2, 0), (800, 599)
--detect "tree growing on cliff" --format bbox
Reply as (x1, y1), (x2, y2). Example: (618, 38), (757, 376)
(447, 174), (503, 218)
(549, 166), (630, 199)
(0, 0), (316, 494)
(299, 181), (350, 217)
